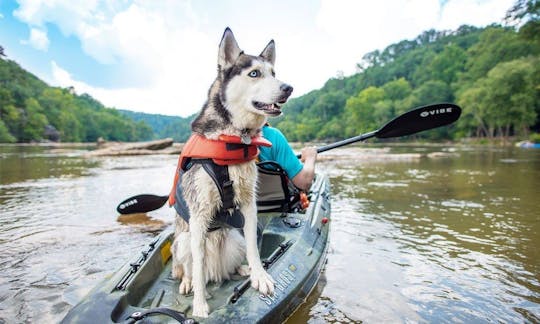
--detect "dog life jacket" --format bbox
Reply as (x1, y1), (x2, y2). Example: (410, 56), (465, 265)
(168, 133), (272, 230)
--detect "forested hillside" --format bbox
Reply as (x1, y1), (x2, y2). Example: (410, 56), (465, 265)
(273, 2), (540, 142)
(119, 110), (193, 142)
(0, 56), (153, 143)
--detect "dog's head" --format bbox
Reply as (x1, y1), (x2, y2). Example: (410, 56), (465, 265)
(218, 28), (293, 118)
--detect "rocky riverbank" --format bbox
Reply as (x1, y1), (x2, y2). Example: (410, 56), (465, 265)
(85, 138), (183, 157)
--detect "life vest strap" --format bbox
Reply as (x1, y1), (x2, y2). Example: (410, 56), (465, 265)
(169, 133), (271, 207)
(172, 159), (245, 230)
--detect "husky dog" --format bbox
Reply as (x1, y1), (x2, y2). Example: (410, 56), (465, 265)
(170, 28), (293, 317)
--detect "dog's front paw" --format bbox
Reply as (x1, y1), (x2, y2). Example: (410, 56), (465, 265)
(171, 263), (183, 279)
(179, 277), (192, 295)
(237, 265), (250, 277)
(191, 298), (209, 318)
(250, 269), (274, 295)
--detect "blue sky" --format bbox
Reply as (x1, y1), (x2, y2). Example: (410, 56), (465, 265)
(0, 0), (515, 117)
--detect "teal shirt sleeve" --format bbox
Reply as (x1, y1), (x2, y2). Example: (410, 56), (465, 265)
(259, 126), (303, 179)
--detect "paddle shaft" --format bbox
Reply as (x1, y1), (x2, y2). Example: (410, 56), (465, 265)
(296, 130), (377, 158)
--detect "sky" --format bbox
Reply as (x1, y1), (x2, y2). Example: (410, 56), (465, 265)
(0, 0), (516, 118)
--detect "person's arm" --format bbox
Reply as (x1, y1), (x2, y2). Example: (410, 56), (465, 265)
(291, 146), (317, 191)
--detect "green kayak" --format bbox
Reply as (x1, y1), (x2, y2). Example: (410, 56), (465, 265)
(61, 172), (331, 323)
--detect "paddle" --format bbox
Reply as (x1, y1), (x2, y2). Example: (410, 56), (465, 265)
(116, 103), (461, 214)
(117, 194), (169, 214)
(296, 103), (461, 157)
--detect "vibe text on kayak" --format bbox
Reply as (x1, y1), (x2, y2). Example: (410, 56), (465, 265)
(420, 107), (453, 117)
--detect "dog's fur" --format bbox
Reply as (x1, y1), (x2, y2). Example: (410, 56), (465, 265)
(170, 28), (293, 318)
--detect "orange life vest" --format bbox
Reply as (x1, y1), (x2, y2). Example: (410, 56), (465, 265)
(168, 133), (272, 206)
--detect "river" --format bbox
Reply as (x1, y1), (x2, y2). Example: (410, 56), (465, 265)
(0, 144), (539, 323)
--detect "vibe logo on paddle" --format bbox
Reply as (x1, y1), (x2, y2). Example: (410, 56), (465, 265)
(119, 198), (138, 210)
(420, 107), (453, 117)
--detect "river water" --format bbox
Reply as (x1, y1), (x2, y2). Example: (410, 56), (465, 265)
(0, 144), (539, 323)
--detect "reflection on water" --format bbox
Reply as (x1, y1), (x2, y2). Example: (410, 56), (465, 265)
(0, 144), (176, 323)
(1, 144), (539, 323)
(288, 145), (540, 323)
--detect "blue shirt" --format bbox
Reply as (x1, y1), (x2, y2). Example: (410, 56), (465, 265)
(259, 126), (303, 179)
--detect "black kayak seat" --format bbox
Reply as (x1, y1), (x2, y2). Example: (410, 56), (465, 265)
(256, 161), (301, 213)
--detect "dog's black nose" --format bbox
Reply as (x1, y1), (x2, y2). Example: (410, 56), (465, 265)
(280, 84), (293, 95)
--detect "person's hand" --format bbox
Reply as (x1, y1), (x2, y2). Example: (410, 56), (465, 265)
(300, 146), (317, 163)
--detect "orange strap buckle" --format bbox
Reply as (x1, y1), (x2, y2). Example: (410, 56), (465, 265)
(300, 192), (309, 209)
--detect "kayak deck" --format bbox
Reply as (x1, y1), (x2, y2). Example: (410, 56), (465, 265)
(62, 174), (331, 324)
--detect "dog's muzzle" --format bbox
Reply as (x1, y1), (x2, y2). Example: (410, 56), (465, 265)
(253, 83), (293, 116)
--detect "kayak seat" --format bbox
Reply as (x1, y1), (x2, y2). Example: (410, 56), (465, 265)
(256, 161), (301, 213)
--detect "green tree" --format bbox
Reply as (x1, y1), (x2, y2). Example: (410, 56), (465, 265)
(402, 80), (453, 113)
(344, 86), (386, 137)
(457, 84), (492, 138)
(483, 57), (539, 138)
(425, 44), (467, 84)
(0, 119), (15, 142)
(459, 26), (538, 86)
(506, 0), (540, 43)
(457, 57), (539, 139)
(19, 98), (48, 141)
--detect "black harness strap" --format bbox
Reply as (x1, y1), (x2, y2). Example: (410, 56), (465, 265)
(199, 160), (244, 228)
(225, 142), (250, 159)
(201, 162), (235, 210)
(173, 159), (245, 230)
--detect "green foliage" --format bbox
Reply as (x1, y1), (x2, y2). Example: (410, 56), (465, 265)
(0, 118), (15, 142)
(274, 20), (540, 142)
(458, 26), (538, 86)
(529, 132), (540, 143)
(0, 56), (154, 143)
(458, 57), (539, 138)
(119, 110), (193, 142)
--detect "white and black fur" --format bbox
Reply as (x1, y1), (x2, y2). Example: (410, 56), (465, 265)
(170, 27), (293, 318)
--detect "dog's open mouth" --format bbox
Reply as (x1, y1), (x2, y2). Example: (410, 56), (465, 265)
(252, 100), (285, 116)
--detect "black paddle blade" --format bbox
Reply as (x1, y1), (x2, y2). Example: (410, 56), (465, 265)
(376, 103), (462, 139)
(116, 194), (169, 214)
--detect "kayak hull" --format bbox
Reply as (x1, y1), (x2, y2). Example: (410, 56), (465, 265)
(62, 173), (331, 323)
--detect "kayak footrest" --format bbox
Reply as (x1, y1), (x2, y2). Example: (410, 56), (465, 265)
(262, 240), (292, 270)
(124, 307), (195, 324)
(229, 240), (293, 304)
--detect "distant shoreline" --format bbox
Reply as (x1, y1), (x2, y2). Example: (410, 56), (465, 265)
(0, 142), (97, 147)
(0, 137), (530, 148)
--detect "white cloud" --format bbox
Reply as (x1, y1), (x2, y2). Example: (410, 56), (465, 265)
(51, 58), (211, 117)
(314, 0), (512, 76)
(317, 0), (440, 51)
(21, 28), (49, 51)
(13, 0), (516, 117)
(438, 0), (515, 30)
(17, 1), (219, 116)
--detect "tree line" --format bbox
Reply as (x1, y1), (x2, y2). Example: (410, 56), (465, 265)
(0, 57), (153, 143)
(118, 110), (193, 143)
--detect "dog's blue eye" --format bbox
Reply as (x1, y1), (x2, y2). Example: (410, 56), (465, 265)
(248, 70), (260, 78)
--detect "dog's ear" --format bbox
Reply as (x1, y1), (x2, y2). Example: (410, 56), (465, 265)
(259, 40), (275, 65)
(219, 27), (242, 69)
